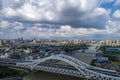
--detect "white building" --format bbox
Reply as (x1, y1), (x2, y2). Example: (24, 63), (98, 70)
(0, 53), (10, 59)
(102, 40), (120, 46)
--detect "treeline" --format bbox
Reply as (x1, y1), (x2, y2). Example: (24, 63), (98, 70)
(59, 43), (88, 52)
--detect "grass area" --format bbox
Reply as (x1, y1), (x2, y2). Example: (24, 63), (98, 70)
(99, 46), (120, 62)
(99, 46), (120, 54)
(0, 67), (27, 79)
(60, 43), (88, 52)
(104, 51), (120, 54)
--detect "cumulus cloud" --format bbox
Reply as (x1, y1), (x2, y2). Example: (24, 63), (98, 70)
(18, 23), (119, 39)
(0, 21), (9, 29)
(91, 7), (109, 17)
(12, 22), (24, 30)
(0, 0), (120, 39)
(0, 20), (24, 30)
(1, 0), (110, 29)
(114, 0), (120, 6)
(106, 20), (120, 33)
(0, 21), (120, 39)
(113, 10), (120, 19)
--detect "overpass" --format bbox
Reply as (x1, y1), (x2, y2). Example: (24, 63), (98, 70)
(0, 54), (120, 80)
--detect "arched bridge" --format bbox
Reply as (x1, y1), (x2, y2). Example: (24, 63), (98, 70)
(1, 54), (120, 80)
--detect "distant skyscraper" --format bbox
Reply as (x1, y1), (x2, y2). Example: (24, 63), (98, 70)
(0, 40), (3, 46)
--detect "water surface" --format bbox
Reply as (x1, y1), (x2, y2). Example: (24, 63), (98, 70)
(23, 71), (85, 80)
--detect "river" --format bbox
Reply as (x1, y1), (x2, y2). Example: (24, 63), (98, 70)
(23, 71), (85, 80)
(22, 43), (100, 80)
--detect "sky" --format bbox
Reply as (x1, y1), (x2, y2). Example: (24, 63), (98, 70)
(0, 0), (120, 40)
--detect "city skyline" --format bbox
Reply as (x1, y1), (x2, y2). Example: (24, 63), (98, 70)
(0, 0), (120, 40)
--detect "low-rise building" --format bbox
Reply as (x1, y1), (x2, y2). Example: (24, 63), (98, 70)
(96, 57), (110, 63)
(102, 40), (120, 46)
(0, 53), (10, 59)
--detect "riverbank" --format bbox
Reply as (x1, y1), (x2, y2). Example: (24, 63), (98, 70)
(0, 67), (27, 79)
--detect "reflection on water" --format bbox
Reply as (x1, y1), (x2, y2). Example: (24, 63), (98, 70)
(23, 71), (85, 80)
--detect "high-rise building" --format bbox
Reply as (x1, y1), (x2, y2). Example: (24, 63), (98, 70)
(103, 40), (120, 46)
(0, 40), (2, 46)
(0, 40), (3, 46)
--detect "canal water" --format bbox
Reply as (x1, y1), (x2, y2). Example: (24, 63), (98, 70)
(23, 71), (85, 80)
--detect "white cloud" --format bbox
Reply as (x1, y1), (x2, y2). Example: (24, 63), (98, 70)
(1, 0), (110, 28)
(92, 7), (108, 17)
(2, 7), (17, 18)
(0, 0), (120, 39)
(0, 21), (9, 29)
(106, 20), (120, 33)
(1, 0), (22, 9)
(0, 21), (120, 39)
(18, 21), (120, 39)
(113, 10), (120, 19)
(114, 0), (120, 6)
(12, 22), (24, 30)
(0, 20), (24, 30)
(19, 25), (113, 39)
